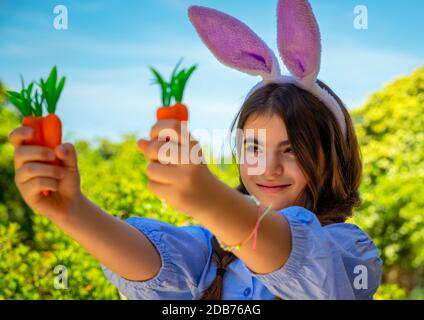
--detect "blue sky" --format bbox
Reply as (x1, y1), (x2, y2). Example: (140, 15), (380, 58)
(0, 0), (423, 155)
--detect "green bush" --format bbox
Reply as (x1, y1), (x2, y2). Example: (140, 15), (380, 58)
(349, 66), (424, 294)
(0, 105), (35, 239)
(374, 283), (408, 300)
(0, 221), (119, 299)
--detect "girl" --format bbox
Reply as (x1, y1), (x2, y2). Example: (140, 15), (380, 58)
(8, 0), (382, 299)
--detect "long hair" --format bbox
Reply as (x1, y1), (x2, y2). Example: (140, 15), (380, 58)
(200, 81), (362, 300)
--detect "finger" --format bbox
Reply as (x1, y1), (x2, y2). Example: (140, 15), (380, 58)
(145, 139), (182, 164)
(15, 162), (66, 184)
(55, 143), (78, 171)
(187, 139), (206, 165)
(19, 177), (59, 198)
(14, 146), (56, 169)
(137, 139), (149, 154)
(150, 119), (180, 140)
(150, 119), (190, 145)
(145, 161), (179, 184)
(8, 127), (34, 148)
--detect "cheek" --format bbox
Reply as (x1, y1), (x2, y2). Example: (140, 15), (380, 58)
(285, 157), (308, 187)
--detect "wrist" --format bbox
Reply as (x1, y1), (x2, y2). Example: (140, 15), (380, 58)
(51, 192), (88, 228)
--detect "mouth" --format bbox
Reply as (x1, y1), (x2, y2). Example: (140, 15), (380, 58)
(256, 183), (291, 194)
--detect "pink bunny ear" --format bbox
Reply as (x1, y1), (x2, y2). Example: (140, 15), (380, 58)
(188, 5), (280, 81)
(277, 0), (321, 81)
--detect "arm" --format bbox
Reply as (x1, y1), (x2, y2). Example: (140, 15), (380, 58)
(53, 194), (161, 282)
(100, 218), (212, 299)
(186, 175), (292, 275)
(9, 126), (161, 282)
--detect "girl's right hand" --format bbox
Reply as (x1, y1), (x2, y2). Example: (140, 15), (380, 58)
(9, 126), (82, 223)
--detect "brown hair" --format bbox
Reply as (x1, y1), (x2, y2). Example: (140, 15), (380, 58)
(200, 81), (363, 300)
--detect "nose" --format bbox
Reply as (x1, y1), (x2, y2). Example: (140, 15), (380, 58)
(262, 152), (283, 178)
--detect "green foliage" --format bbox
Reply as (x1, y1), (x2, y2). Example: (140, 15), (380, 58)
(374, 283), (408, 300)
(0, 105), (120, 298)
(38, 66), (66, 114)
(6, 66), (65, 117)
(409, 286), (424, 300)
(0, 106), (35, 239)
(0, 221), (119, 299)
(349, 66), (424, 293)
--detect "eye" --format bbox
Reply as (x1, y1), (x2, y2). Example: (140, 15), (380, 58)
(283, 147), (293, 154)
(246, 145), (261, 153)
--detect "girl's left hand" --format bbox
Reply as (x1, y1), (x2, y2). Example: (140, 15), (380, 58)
(137, 119), (216, 214)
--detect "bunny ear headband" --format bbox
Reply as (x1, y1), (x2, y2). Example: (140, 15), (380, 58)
(188, 0), (347, 137)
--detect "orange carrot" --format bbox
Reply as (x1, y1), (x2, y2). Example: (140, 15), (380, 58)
(156, 103), (189, 121)
(21, 114), (63, 196)
(173, 102), (189, 121)
(42, 113), (62, 149)
(42, 113), (62, 167)
(8, 66), (65, 196)
(156, 105), (175, 120)
(39, 114), (62, 195)
(22, 116), (44, 146)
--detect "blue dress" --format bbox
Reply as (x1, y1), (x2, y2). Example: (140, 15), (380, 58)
(101, 206), (382, 300)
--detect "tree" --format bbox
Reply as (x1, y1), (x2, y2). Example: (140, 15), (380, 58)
(350, 66), (424, 294)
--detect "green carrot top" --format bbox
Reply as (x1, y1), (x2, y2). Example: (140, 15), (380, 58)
(149, 58), (197, 106)
(7, 66), (66, 117)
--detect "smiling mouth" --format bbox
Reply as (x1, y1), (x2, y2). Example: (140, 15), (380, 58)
(256, 183), (291, 193)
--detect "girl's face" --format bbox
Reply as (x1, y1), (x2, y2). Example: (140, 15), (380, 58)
(239, 113), (308, 210)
